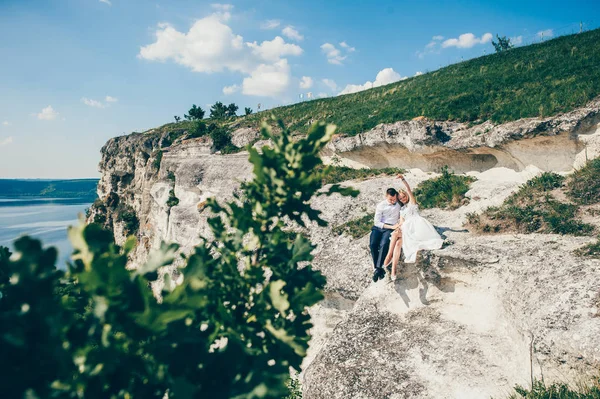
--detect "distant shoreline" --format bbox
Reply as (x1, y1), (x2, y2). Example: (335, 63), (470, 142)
(0, 179), (99, 200)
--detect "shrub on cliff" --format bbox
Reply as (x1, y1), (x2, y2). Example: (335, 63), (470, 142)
(567, 158), (600, 205)
(414, 166), (476, 209)
(0, 120), (357, 398)
(468, 172), (596, 236)
(319, 165), (405, 185)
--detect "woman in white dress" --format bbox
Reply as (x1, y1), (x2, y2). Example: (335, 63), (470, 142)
(383, 174), (444, 280)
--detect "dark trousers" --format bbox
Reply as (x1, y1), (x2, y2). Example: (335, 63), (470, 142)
(369, 226), (391, 271)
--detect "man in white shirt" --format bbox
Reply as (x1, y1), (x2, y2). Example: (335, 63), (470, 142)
(370, 188), (402, 282)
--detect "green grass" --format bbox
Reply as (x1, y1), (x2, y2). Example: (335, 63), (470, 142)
(319, 165), (405, 185)
(575, 238), (600, 259)
(506, 379), (600, 399)
(414, 166), (476, 209)
(567, 158), (600, 205)
(232, 29), (600, 136)
(468, 172), (596, 236)
(332, 213), (374, 239)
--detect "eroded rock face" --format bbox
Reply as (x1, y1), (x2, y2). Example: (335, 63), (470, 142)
(303, 232), (600, 399)
(91, 98), (600, 398)
(323, 97), (600, 173)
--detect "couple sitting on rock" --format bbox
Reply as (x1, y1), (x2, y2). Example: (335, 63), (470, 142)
(370, 174), (444, 282)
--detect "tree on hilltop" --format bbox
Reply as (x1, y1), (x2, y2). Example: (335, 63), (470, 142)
(226, 103), (239, 117)
(492, 35), (513, 52)
(184, 104), (205, 121)
(244, 107), (253, 116)
(209, 101), (228, 119)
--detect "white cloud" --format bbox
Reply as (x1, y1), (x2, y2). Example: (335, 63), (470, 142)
(510, 36), (523, 46)
(415, 71), (423, 76)
(105, 95), (118, 103)
(139, 16), (248, 73)
(0, 136), (13, 147)
(432, 35), (444, 41)
(36, 105), (59, 121)
(210, 3), (233, 20)
(261, 19), (280, 30)
(2, 121), (10, 126)
(242, 59), (291, 97)
(247, 36), (303, 62)
(322, 78), (337, 92)
(299, 76), (313, 89)
(140, 9), (305, 99)
(82, 97), (106, 108)
(321, 43), (346, 65)
(537, 29), (553, 39)
(282, 26), (303, 41)
(222, 84), (240, 95)
(317, 92), (328, 98)
(99, 0), (111, 5)
(442, 32), (493, 48)
(338, 68), (405, 95)
(339, 41), (355, 52)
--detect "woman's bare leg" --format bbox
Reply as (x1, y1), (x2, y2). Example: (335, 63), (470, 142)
(391, 238), (402, 278)
(383, 230), (400, 266)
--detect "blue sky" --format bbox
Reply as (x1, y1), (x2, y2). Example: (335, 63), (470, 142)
(0, 0), (598, 178)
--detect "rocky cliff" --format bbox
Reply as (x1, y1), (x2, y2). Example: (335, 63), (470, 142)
(89, 98), (600, 398)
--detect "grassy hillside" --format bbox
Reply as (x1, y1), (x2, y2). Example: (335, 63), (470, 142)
(234, 28), (600, 136)
(0, 179), (99, 199)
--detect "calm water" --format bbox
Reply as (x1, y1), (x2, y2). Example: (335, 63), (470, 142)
(0, 197), (92, 269)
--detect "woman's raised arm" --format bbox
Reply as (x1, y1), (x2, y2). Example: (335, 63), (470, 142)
(397, 174), (417, 205)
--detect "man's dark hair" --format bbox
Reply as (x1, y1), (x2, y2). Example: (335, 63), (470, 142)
(386, 188), (398, 197)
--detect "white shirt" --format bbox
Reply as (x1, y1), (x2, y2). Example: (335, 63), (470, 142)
(374, 200), (401, 228)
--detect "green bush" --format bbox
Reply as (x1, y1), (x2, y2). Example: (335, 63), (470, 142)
(152, 150), (163, 170)
(332, 213), (374, 239)
(319, 166), (405, 185)
(166, 189), (179, 208)
(507, 378), (600, 398)
(188, 120), (207, 139)
(414, 166), (476, 209)
(568, 158), (600, 205)
(116, 203), (139, 235)
(0, 120), (358, 398)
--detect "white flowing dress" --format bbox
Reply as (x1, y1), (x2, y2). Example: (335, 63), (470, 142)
(400, 203), (444, 263)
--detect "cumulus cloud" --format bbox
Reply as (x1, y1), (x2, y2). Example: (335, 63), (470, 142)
(511, 36), (523, 46)
(105, 95), (118, 103)
(242, 59), (291, 97)
(247, 36), (303, 62)
(139, 8), (303, 98)
(82, 97), (105, 108)
(299, 76), (313, 89)
(537, 29), (553, 39)
(282, 26), (303, 41)
(261, 19), (280, 30)
(99, 0), (111, 5)
(322, 78), (337, 92)
(0, 136), (13, 147)
(36, 105), (59, 121)
(442, 32), (493, 48)
(415, 71), (423, 76)
(339, 41), (355, 52)
(432, 35), (444, 41)
(2, 121), (10, 126)
(222, 84), (240, 95)
(317, 92), (328, 98)
(321, 43), (346, 65)
(338, 68), (405, 95)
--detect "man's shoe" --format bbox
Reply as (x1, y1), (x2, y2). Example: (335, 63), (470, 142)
(372, 269), (380, 282)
